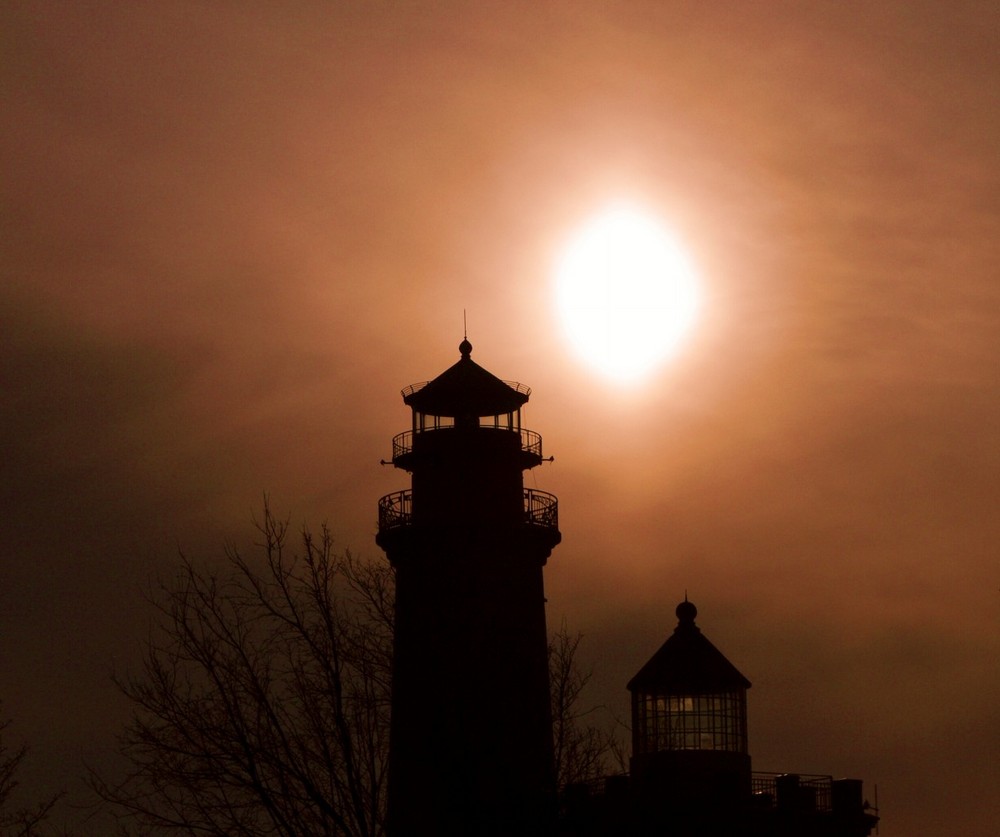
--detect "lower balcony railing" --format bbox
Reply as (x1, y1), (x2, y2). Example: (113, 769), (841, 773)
(377, 488), (558, 533)
(524, 488), (558, 529)
(378, 489), (413, 531)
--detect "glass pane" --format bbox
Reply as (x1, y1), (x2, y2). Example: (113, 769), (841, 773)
(634, 690), (747, 753)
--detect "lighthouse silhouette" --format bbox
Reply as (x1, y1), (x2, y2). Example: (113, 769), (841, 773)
(377, 339), (561, 836)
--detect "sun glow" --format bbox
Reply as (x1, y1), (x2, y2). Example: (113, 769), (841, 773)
(555, 205), (700, 384)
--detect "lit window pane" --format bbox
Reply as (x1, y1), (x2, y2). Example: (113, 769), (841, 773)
(634, 690), (747, 754)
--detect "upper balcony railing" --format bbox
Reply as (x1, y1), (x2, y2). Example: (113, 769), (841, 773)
(400, 379), (531, 399)
(391, 426), (543, 461)
(377, 488), (558, 533)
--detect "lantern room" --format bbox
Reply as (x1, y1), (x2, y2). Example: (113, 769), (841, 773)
(629, 599), (750, 758)
(385, 339), (545, 476)
(404, 339), (528, 431)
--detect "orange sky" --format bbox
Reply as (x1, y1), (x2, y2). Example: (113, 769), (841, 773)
(2, 2), (998, 834)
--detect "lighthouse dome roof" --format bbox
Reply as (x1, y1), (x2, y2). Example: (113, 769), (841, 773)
(627, 600), (752, 694)
(403, 340), (530, 416)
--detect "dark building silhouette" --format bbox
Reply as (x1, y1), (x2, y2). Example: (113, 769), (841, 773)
(377, 340), (878, 837)
(562, 600), (879, 837)
(377, 340), (561, 836)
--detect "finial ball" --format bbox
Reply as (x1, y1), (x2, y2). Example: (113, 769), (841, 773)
(676, 599), (697, 623)
(459, 339), (473, 357)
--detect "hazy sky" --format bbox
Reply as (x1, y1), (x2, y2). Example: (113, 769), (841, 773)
(2, 2), (998, 834)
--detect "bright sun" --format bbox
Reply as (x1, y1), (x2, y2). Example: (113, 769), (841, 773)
(555, 205), (700, 384)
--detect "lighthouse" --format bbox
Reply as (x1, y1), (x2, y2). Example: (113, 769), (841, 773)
(376, 339), (561, 836)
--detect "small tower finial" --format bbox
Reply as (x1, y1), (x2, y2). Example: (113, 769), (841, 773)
(676, 597), (698, 625)
(459, 310), (472, 357)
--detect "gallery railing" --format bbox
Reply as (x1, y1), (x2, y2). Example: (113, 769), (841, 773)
(377, 488), (558, 533)
(378, 489), (413, 532)
(524, 488), (559, 530)
(390, 427), (542, 461)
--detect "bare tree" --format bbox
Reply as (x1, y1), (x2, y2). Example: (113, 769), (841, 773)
(0, 707), (62, 837)
(549, 626), (621, 789)
(94, 505), (393, 837)
(96, 505), (612, 835)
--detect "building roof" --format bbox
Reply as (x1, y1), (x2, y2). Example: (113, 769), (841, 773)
(403, 339), (530, 416)
(627, 600), (752, 694)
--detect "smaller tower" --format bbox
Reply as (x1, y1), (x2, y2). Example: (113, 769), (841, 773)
(627, 599), (751, 831)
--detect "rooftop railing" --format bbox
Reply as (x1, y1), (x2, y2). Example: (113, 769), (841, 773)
(750, 773), (833, 814)
(400, 379), (531, 399)
(561, 772), (838, 813)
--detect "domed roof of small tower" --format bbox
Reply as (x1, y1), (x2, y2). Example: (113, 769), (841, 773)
(627, 599), (751, 694)
(403, 340), (530, 416)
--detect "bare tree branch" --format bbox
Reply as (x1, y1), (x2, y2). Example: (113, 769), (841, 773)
(1, 707), (64, 836)
(94, 503), (614, 835)
(549, 624), (621, 789)
(93, 502), (391, 837)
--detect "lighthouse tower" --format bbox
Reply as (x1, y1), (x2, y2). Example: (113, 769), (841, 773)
(376, 339), (561, 836)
